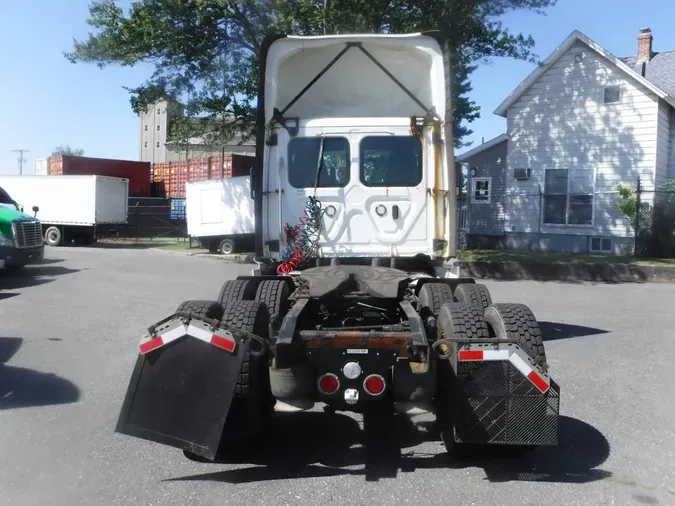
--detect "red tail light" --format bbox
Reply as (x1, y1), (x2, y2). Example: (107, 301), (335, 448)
(363, 374), (386, 396)
(318, 373), (340, 394)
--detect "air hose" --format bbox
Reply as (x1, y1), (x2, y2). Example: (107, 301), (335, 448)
(276, 135), (327, 275)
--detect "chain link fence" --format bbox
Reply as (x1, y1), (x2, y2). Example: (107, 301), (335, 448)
(462, 187), (643, 256)
(632, 180), (675, 258)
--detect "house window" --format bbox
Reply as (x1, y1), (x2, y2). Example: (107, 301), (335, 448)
(157, 125), (161, 131)
(543, 168), (594, 225)
(472, 177), (491, 204)
(604, 86), (621, 104)
(590, 237), (612, 253)
(144, 141), (148, 148)
(156, 141), (160, 148)
(144, 125), (148, 131)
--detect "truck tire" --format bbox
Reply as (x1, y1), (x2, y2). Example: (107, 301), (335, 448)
(454, 283), (492, 314)
(219, 238), (236, 255)
(484, 303), (547, 367)
(175, 299), (224, 320)
(219, 300), (273, 447)
(434, 302), (490, 456)
(44, 226), (62, 247)
(255, 280), (291, 321)
(418, 282), (454, 316)
(217, 279), (256, 305)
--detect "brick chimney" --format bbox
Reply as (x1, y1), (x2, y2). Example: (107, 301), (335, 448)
(637, 27), (653, 63)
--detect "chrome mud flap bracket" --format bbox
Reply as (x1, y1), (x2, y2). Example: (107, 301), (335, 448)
(448, 342), (560, 446)
(115, 313), (258, 461)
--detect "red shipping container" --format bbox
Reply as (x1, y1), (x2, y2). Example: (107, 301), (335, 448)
(48, 155), (151, 197)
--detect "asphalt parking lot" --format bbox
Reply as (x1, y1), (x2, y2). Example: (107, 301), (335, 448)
(1, 245), (675, 506)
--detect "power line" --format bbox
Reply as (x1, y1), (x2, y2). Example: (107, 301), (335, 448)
(12, 149), (29, 175)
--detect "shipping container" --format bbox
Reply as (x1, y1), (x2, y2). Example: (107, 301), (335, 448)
(34, 158), (49, 176)
(48, 155), (151, 197)
(148, 154), (256, 199)
(0, 175), (128, 246)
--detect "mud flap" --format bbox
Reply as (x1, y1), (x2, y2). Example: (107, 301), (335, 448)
(449, 344), (560, 446)
(114, 315), (250, 461)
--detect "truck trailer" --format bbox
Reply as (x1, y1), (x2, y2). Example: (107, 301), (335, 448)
(185, 176), (255, 254)
(0, 175), (129, 246)
(115, 32), (560, 462)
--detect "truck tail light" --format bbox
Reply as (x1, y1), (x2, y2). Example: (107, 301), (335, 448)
(318, 373), (340, 395)
(363, 374), (386, 396)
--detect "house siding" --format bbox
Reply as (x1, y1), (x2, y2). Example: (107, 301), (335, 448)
(669, 109), (675, 180)
(462, 140), (508, 238)
(656, 99), (671, 188)
(505, 40), (659, 243)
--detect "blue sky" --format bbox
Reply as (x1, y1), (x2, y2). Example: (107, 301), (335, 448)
(1, 0), (675, 174)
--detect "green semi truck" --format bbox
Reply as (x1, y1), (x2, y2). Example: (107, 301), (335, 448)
(0, 185), (44, 271)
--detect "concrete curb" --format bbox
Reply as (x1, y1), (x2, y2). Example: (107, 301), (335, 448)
(459, 260), (675, 283)
(151, 248), (255, 263)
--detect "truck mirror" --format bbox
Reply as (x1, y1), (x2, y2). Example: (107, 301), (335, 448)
(32, 205), (39, 217)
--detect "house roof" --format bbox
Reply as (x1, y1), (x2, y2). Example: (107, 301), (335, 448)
(619, 50), (675, 98)
(494, 30), (675, 117)
(455, 134), (508, 162)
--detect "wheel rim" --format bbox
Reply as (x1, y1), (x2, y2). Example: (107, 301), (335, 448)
(47, 230), (59, 244)
(222, 243), (233, 254)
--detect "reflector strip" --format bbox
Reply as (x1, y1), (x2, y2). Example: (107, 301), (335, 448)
(187, 324), (237, 354)
(139, 336), (163, 354)
(457, 346), (550, 394)
(138, 325), (188, 355)
(527, 370), (550, 393)
(210, 334), (236, 352)
(458, 350), (483, 361)
(508, 352), (532, 378)
(458, 349), (509, 361)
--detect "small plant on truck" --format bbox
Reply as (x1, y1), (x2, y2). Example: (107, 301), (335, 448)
(115, 32), (560, 462)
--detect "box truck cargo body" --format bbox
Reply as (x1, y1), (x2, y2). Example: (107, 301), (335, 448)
(0, 175), (129, 246)
(186, 176), (254, 254)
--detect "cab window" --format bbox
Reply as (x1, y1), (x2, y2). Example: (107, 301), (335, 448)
(288, 136), (350, 188)
(360, 135), (423, 187)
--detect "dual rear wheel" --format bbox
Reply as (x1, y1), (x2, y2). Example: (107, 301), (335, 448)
(417, 281), (546, 455)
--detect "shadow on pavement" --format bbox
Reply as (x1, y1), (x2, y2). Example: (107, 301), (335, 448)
(0, 337), (80, 410)
(539, 321), (610, 342)
(166, 412), (610, 484)
(0, 264), (81, 290)
(37, 258), (65, 265)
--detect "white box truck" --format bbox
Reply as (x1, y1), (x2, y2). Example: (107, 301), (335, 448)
(186, 176), (254, 254)
(0, 175), (129, 246)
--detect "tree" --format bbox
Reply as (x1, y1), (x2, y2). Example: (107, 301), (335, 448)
(65, 0), (556, 149)
(52, 145), (84, 157)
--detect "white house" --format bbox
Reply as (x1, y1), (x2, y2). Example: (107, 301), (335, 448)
(458, 28), (675, 255)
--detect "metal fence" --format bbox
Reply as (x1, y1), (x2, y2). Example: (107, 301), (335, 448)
(98, 197), (188, 240)
(633, 180), (675, 258)
(463, 187), (640, 256)
(462, 178), (675, 258)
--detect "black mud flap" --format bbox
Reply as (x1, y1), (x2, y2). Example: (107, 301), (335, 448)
(115, 318), (250, 461)
(448, 344), (560, 446)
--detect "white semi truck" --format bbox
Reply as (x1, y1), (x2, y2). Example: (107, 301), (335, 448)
(116, 32), (560, 462)
(0, 175), (128, 246)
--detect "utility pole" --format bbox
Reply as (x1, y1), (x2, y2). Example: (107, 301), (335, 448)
(12, 149), (29, 175)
